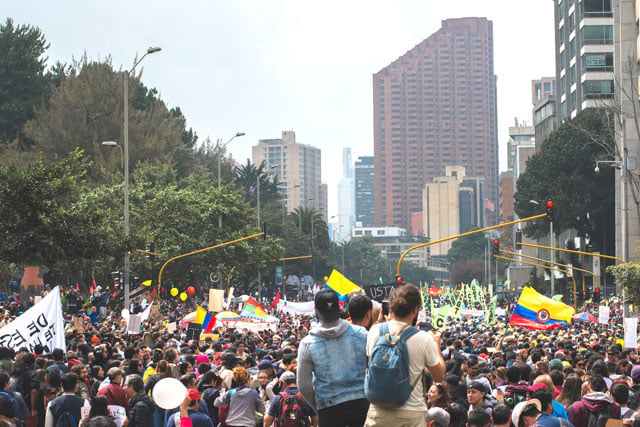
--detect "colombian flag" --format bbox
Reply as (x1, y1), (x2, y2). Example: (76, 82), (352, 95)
(241, 297), (269, 319)
(509, 286), (574, 330)
(195, 305), (217, 333)
(326, 269), (362, 295)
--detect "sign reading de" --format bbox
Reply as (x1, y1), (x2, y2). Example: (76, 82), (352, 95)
(0, 286), (65, 352)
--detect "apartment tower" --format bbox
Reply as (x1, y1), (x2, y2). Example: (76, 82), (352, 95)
(373, 17), (498, 232)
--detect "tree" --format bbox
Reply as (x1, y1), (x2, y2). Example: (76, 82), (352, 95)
(0, 18), (51, 148)
(22, 58), (194, 185)
(0, 149), (110, 271)
(514, 108), (615, 253)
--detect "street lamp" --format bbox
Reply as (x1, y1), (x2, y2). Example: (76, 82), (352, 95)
(101, 141), (123, 169)
(217, 132), (246, 228)
(117, 46), (161, 311)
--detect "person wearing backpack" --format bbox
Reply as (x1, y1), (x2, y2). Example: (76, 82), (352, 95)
(568, 376), (620, 427)
(263, 371), (317, 427)
(44, 372), (91, 427)
(363, 284), (445, 427)
(297, 289), (369, 427)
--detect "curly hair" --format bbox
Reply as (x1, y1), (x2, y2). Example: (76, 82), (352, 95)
(232, 367), (250, 387)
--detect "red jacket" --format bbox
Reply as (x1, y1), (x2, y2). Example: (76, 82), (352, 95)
(97, 383), (130, 413)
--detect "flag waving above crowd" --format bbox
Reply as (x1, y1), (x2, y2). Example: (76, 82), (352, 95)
(509, 286), (575, 330)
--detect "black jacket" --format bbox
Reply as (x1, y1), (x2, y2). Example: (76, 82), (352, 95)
(128, 392), (155, 427)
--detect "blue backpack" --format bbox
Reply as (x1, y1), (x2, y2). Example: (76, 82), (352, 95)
(364, 323), (420, 408)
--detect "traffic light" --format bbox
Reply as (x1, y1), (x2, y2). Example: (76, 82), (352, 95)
(515, 230), (522, 250)
(545, 200), (554, 222)
(593, 287), (601, 302)
(395, 275), (405, 285)
(146, 242), (155, 260)
(261, 222), (267, 240)
(492, 240), (500, 256)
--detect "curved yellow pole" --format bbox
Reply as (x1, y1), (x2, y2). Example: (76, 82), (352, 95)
(157, 232), (263, 298)
(501, 249), (595, 277)
(396, 213), (547, 276)
(519, 241), (625, 265)
(495, 254), (577, 310)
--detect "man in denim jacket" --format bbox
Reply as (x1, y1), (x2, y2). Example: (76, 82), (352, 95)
(297, 289), (369, 427)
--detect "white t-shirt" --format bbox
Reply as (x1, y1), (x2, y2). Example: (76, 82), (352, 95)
(366, 320), (440, 411)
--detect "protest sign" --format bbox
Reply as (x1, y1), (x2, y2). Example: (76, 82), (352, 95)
(166, 322), (177, 333)
(599, 305), (610, 324)
(209, 289), (225, 312)
(72, 316), (85, 333)
(186, 322), (202, 341)
(0, 286), (65, 352)
(277, 300), (315, 315)
(624, 318), (637, 349)
(363, 283), (398, 302)
(127, 315), (141, 334)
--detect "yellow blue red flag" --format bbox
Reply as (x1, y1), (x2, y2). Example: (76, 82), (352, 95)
(509, 286), (574, 330)
(326, 269), (362, 295)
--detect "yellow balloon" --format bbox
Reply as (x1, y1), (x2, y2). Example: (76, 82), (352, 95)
(179, 292), (188, 301)
(170, 288), (179, 297)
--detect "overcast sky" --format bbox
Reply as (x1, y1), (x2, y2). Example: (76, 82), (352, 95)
(5, 1), (555, 219)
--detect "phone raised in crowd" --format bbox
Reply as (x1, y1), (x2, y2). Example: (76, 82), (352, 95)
(382, 301), (389, 316)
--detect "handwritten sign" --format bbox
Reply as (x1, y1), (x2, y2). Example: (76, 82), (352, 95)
(363, 284), (399, 302)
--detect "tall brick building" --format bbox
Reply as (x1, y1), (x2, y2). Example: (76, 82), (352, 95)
(373, 17), (499, 232)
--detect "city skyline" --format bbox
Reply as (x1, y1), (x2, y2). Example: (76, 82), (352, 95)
(3, 1), (555, 220)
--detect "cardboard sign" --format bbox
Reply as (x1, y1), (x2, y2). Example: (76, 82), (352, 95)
(209, 289), (224, 312)
(186, 322), (202, 341)
(166, 322), (177, 333)
(72, 316), (85, 333)
(148, 303), (160, 321)
(127, 315), (141, 334)
(363, 283), (399, 302)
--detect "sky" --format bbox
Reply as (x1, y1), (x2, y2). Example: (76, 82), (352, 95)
(5, 1), (555, 220)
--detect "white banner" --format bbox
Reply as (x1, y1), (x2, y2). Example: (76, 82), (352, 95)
(222, 319), (278, 332)
(0, 286), (65, 352)
(599, 305), (610, 324)
(624, 318), (638, 349)
(277, 300), (315, 315)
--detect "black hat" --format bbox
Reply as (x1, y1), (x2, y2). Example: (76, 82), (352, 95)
(221, 351), (239, 367)
(315, 289), (340, 322)
(468, 381), (487, 393)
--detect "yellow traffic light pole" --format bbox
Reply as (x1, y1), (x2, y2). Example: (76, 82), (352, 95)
(501, 248), (595, 297)
(156, 232), (264, 299)
(519, 241), (625, 265)
(494, 254), (577, 310)
(396, 213), (547, 276)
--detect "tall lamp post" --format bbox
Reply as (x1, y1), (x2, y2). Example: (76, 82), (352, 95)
(218, 132), (246, 228)
(105, 46), (161, 312)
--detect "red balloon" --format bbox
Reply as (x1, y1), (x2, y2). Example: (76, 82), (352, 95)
(187, 286), (195, 295)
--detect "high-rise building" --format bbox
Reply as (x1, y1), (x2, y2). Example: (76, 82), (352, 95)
(252, 131), (325, 219)
(338, 148), (355, 241)
(373, 17), (498, 231)
(554, 0), (614, 122)
(423, 166), (484, 256)
(355, 156), (375, 227)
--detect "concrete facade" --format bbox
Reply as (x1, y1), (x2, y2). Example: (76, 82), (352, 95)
(252, 131), (325, 219)
(355, 156), (375, 227)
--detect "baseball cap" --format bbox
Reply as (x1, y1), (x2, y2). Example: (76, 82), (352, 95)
(468, 381), (486, 393)
(512, 399), (542, 427)
(258, 359), (276, 370)
(280, 371), (296, 383)
(631, 365), (640, 380)
(315, 289), (340, 322)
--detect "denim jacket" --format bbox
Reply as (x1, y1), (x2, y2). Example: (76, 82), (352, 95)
(297, 319), (367, 410)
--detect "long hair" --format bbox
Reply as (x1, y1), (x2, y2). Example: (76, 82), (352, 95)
(557, 374), (583, 407)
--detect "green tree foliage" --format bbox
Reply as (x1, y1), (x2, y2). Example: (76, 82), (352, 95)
(607, 262), (640, 307)
(0, 150), (110, 270)
(514, 108), (615, 252)
(22, 59), (194, 184)
(0, 18), (51, 148)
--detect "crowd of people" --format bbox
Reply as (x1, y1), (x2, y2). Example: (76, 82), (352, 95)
(0, 283), (635, 427)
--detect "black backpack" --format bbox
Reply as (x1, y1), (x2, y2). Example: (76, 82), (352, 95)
(49, 395), (83, 427)
(587, 406), (616, 427)
(56, 411), (78, 427)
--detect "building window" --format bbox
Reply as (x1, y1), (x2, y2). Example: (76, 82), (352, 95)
(582, 80), (615, 99)
(581, 25), (614, 45)
(582, 52), (614, 72)
(582, 0), (613, 17)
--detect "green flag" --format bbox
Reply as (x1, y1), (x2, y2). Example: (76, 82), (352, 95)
(433, 305), (451, 330)
(552, 295), (563, 301)
(485, 295), (498, 325)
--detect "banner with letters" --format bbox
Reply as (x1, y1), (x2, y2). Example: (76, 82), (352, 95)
(363, 283), (400, 302)
(0, 286), (65, 352)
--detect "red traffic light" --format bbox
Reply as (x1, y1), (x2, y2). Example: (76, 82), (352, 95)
(493, 240), (499, 245)
(594, 288), (600, 293)
(546, 200), (554, 209)
(395, 275), (404, 284)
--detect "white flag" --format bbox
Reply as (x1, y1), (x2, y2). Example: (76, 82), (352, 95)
(0, 286), (65, 352)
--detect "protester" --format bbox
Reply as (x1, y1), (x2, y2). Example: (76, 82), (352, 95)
(297, 289), (369, 427)
(263, 370), (317, 426)
(44, 373), (91, 427)
(214, 367), (265, 427)
(364, 284), (445, 427)
(124, 374), (155, 427)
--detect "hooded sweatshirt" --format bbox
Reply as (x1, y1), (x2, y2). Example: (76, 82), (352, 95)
(568, 392), (621, 426)
(214, 386), (265, 427)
